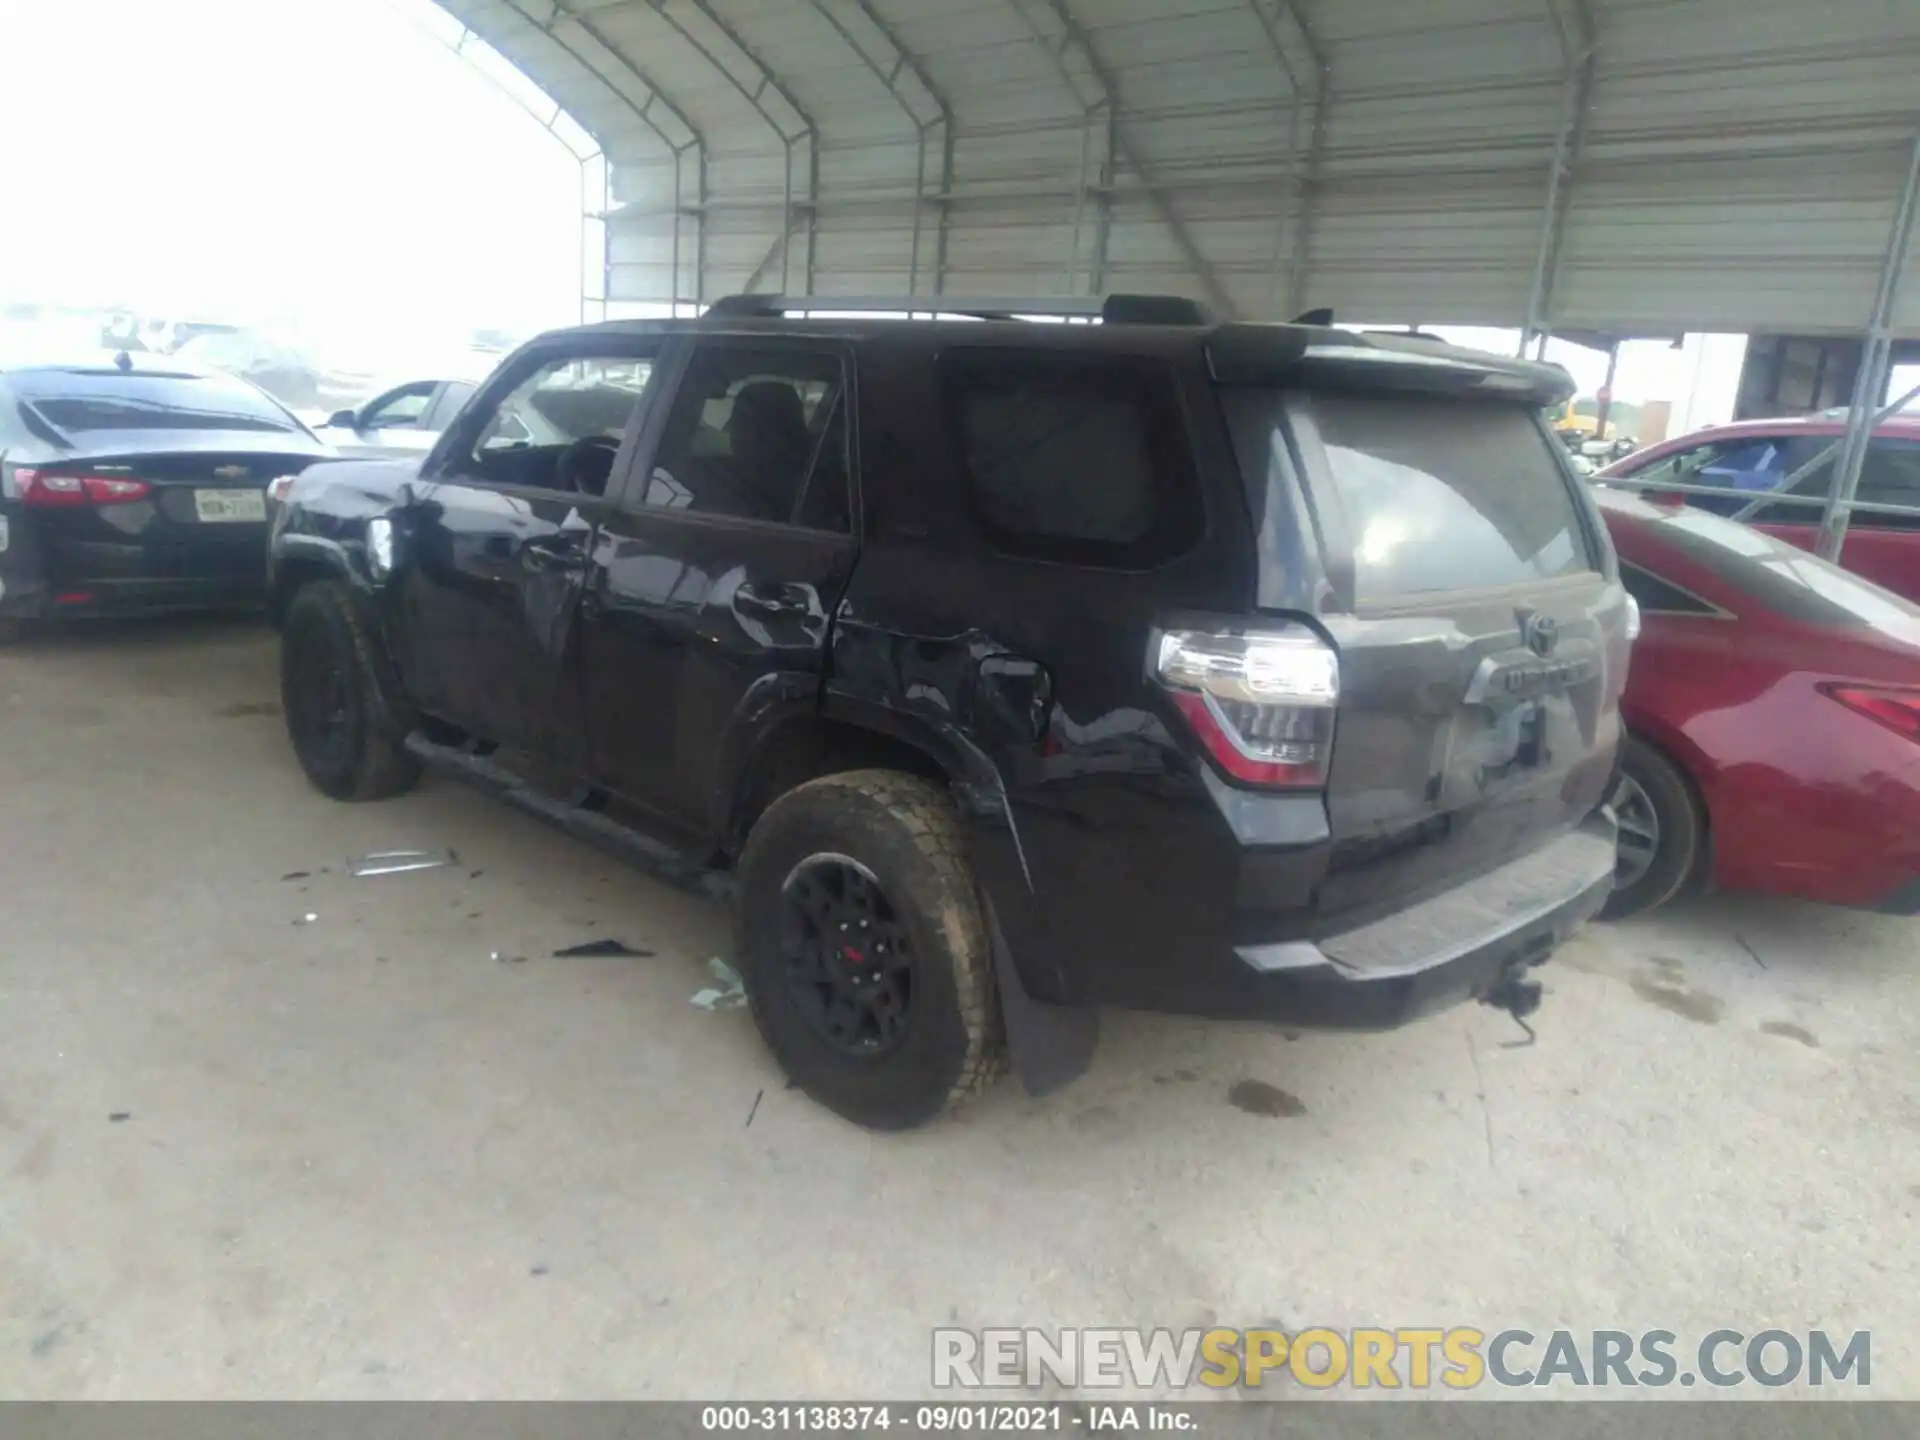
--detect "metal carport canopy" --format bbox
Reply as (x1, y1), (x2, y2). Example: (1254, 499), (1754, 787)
(429, 0), (1920, 339)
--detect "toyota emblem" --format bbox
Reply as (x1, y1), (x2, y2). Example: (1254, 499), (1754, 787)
(1521, 611), (1559, 657)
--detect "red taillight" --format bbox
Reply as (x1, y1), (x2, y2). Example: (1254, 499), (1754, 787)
(1822, 683), (1920, 742)
(15, 469), (150, 507)
(83, 476), (151, 504)
(16, 469), (86, 508)
(1155, 626), (1340, 788)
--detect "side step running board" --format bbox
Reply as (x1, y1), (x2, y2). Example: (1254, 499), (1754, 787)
(404, 734), (733, 902)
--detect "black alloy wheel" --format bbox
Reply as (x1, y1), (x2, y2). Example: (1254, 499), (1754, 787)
(733, 769), (1005, 1128)
(779, 853), (915, 1058)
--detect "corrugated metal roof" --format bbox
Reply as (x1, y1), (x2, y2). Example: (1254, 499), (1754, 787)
(431, 0), (1920, 334)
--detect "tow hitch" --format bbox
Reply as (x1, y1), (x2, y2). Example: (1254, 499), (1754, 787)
(1482, 943), (1549, 1047)
(1484, 973), (1542, 1046)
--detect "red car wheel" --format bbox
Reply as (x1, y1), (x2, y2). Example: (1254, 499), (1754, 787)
(1601, 735), (1705, 921)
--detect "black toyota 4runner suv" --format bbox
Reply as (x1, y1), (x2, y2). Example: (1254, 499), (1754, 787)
(268, 295), (1631, 1129)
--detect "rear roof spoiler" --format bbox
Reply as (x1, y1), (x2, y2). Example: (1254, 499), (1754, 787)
(1207, 325), (1575, 407)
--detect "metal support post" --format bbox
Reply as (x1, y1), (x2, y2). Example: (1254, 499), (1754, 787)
(1595, 339), (1618, 437)
(469, 0), (706, 311)
(1817, 125), (1920, 562)
(1519, 0), (1597, 354)
(1010, 0), (1238, 316)
(807, 0), (955, 293)
(1272, 0), (1329, 318)
(646, 0), (817, 295)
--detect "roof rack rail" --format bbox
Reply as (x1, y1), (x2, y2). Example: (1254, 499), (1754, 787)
(701, 293), (1213, 325)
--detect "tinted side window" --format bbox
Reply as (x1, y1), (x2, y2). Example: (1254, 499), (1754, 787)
(1628, 436), (1794, 517)
(478, 356), (654, 454)
(361, 384), (436, 429)
(1743, 437), (1837, 524)
(1695, 437), (1794, 517)
(641, 345), (850, 530)
(1737, 434), (1920, 528)
(1619, 561), (1719, 616)
(452, 350), (658, 493)
(1620, 441), (1717, 483)
(429, 382), (477, 429)
(944, 351), (1199, 567)
(1702, 439), (1784, 474)
(1856, 440), (1920, 530)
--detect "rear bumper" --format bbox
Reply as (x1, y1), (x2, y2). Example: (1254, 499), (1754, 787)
(1222, 815), (1617, 1029)
(1, 574), (265, 620)
(1, 527), (267, 620)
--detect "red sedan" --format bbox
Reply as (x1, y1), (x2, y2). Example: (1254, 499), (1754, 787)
(1597, 488), (1920, 918)
(1597, 413), (1920, 602)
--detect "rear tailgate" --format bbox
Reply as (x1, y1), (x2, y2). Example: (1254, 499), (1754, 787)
(1225, 385), (1630, 928)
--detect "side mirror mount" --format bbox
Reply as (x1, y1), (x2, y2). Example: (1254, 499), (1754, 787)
(325, 408), (359, 429)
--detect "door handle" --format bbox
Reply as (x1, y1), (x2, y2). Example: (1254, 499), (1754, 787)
(734, 582), (814, 618)
(522, 536), (586, 574)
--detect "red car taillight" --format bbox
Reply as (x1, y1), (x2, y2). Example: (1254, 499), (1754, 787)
(83, 476), (151, 503)
(14, 468), (84, 507)
(15, 468), (151, 507)
(1821, 683), (1920, 743)
(1155, 625), (1340, 788)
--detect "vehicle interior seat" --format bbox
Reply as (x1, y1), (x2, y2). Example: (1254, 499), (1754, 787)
(725, 380), (811, 520)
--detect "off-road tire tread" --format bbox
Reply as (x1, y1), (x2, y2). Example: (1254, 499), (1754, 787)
(282, 581), (420, 802)
(737, 769), (1006, 1126)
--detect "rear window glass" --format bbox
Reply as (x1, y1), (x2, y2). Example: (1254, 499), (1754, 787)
(946, 351), (1200, 567)
(1281, 393), (1594, 601)
(11, 371), (302, 435)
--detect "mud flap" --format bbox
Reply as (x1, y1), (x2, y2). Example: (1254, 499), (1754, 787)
(982, 894), (1098, 1096)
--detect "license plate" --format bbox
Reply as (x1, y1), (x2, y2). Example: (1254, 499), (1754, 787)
(194, 489), (267, 524)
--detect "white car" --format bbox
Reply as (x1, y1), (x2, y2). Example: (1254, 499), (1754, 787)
(312, 378), (481, 458)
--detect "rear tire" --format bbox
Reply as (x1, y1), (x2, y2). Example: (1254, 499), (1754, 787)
(0, 617), (27, 646)
(1599, 734), (1702, 921)
(734, 770), (1005, 1129)
(280, 581), (420, 802)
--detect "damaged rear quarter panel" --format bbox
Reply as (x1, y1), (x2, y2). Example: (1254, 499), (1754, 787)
(839, 338), (1262, 1008)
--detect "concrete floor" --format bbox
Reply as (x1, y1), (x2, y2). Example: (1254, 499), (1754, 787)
(1, 616), (1916, 1400)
